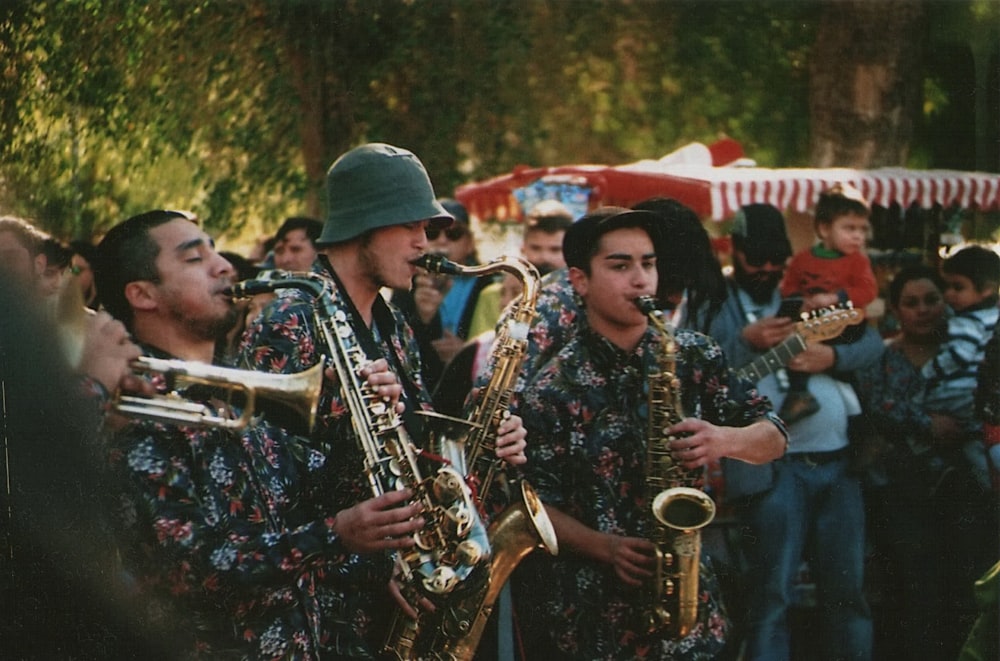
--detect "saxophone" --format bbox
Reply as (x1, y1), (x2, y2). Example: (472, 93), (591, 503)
(226, 271), (489, 659)
(635, 295), (717, 639)
(396, 254), (559, 661)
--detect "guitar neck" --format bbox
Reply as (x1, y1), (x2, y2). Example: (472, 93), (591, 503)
(736, 333), (808, 382)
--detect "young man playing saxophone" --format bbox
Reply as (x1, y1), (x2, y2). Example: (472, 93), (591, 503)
(510, 207), (786, 660)
(236, 143), (528, 657)
(95, 209), (425, 658)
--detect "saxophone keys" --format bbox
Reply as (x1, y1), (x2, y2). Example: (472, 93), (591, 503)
(432, 468), (465, 502)
(422, 565), (459, 594)
(445, 504), (473, 538)
(454, 539), (485, 567)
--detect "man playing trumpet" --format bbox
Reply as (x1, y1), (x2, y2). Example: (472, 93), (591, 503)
(95, 209), (426, 658)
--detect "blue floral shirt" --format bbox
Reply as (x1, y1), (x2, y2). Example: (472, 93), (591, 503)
(235, 270), (436, 656)
(109, 345), (383, 660)
(512, 324), (778, 660)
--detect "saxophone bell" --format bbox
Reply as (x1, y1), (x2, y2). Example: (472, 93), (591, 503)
(640, 295), (717, 639)
(651, 487), (717, 532)
(393, 254), (556, 660)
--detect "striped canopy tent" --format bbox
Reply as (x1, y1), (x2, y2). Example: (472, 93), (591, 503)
(455, 141), (1000, 224)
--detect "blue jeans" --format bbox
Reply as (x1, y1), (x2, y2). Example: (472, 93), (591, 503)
(738, 454), (872, 661)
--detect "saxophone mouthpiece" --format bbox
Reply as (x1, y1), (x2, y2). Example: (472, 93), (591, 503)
(635, 296), (659, 315)
(411, 253), (462, 275)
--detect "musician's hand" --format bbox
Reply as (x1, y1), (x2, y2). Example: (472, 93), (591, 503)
(742, 316), (796, 350)
(78, 311), (144, 395)
(359, 359), (405, 414)
(494, 413), (527, 465)
(333, 489), (424, 554)
(606, 535), (655, 587)
(667, 418), (731, 469)
(388, 577), (436, 620)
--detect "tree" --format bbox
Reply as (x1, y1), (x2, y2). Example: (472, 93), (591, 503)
(0, 1), (993, 247)
(809, 0), (926, 167)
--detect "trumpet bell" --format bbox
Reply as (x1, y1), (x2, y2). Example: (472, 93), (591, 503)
(116, 358), (324, 433)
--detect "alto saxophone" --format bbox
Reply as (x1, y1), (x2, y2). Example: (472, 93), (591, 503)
(227, 271), (489, 659)
(396, 254), (559, 661)
(635, 295), (717, 639)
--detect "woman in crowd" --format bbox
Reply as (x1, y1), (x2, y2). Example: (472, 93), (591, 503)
(854, 264), (998, 660)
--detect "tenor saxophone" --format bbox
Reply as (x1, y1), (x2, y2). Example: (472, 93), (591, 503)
(399, 254), (559, 661)
(635, 295), (717, 639)
(226, 271), (490, 659)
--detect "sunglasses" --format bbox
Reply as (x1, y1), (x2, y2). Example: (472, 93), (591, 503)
(69, 264), (89, 276)
(426, 226), (468, 241)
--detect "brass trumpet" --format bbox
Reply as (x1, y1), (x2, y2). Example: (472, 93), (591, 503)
(53, 278), (322, 433)
(115, 358), (323, 432)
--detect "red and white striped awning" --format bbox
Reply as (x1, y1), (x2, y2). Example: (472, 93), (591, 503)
(456, 153), (1000, 223)
(631, 164), (1000, 221)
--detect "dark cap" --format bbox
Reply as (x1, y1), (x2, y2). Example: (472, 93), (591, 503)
(317, 143), (453, 246)
(438, 198), (469, 227)
(730, 203), (791, 263)
(562, 206), (660, 270)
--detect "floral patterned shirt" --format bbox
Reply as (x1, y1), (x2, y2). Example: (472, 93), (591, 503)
(235, 267), (436, 655)
(109, 345), (384, 660)
(512, 324), (778, 660)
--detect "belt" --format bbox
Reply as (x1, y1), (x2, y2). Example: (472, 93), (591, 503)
(787, 447), (850, 466)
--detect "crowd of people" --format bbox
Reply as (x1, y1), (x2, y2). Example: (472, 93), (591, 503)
(1, 141), (998, 661)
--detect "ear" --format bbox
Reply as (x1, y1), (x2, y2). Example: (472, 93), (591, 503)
(568, 266), (589, 299)
(125, 280), (158, 313)
(32, 253), (46, 278)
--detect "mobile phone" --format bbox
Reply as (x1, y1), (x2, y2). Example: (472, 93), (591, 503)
(776, 296), (803, 320)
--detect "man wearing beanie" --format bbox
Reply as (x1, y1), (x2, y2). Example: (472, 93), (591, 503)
(709, 203), (880, 660)
(238, 143), (529, 658)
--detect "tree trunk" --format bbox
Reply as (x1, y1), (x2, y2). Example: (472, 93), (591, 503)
(809, 0), (925, 168)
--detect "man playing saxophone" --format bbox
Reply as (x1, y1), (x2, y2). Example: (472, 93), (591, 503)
(511, 207), (787, 660)
(236, 143), (528, 658)
(95, 209), (426, 658)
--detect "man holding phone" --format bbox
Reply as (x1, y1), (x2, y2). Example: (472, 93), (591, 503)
(709, 203), (880, 661)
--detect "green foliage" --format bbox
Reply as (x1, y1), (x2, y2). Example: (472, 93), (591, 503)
(0, 0), (991, 249)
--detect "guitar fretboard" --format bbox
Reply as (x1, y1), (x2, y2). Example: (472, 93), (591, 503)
(736, 333), (808, 382)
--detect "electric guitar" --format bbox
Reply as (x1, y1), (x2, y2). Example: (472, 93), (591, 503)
(735, 303), (864, 382)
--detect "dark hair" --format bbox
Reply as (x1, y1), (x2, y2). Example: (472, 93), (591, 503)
(69, 239), (99, 265)
(219, 250), (260, 282)
(275, 216), (323, 244)
(95, 210), (194, 329)
(0, 216), (47, 255)
(888, 264), (945, 307)
(525, 213), (573, 235)
(40, 235), (71, 269)
(941, 244), (1000, 291)
(632, 197), (727, 331)
(815, 183), (870, 225)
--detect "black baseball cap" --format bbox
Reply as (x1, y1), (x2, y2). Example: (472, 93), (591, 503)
(730, 203), (792, 264)
(562, 206), (660, 270)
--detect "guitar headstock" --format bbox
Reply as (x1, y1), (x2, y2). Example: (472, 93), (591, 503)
(796, 302), (864, 342)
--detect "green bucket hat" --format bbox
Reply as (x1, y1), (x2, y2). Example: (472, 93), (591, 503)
(317, 143), (454, 245)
